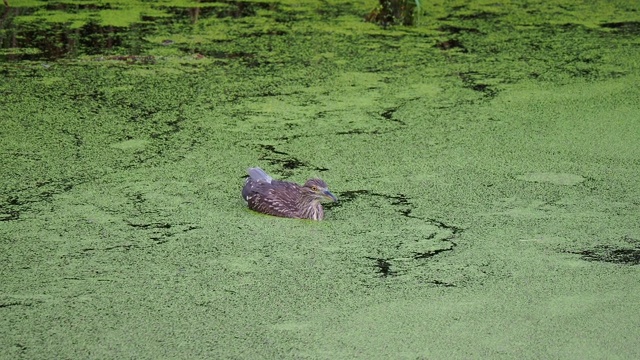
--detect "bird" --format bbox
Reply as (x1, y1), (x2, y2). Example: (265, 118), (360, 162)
(242, 167), (337, 220)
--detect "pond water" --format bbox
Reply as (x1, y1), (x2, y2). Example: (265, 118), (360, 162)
(1, 1), (639, 358)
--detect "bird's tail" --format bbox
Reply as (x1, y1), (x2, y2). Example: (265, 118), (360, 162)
(247, 167), (272, 183)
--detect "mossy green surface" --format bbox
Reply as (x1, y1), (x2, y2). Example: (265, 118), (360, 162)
(1, 0), (640, 358)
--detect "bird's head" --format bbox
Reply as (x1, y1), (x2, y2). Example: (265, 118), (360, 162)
(303, 178), (338, 203)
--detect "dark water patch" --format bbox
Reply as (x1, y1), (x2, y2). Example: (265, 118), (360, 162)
(457, 71), (499, 98)
(469, 83), (494, 94)
(0, 210), (19, 221)
(435, 38), (467, 51)
(556, 23), (584, 31)
(0, 19), (136, 60)
(328, 190), (411, 216)
(437, 24), (481, 34)
(569, 236), (640, 265)
(334, 190), (370, 202)
(259, 144), (305, 170)
(572, 247), (640, 265)
(334, 110), (406, 136)
(38, 180), (73, 197)
(600, 21), (640, 35)
(0, 179), (77, 221)
(380, 107), (406, 126)
(102, 244), (136, 251)
(387, 193), (409, 206)
(126, 222), (172, 230)
(329, 190), (417, 218)
(257, 144), (329, 174)
(0, 196), (21, 221)
(0, 301), (34, 308)
(413, 246), (452, 259)
(455, 11), (501, 21)
(428, 280), (456, 287)
(125, 220), (199, 245)
(366, 257), (397, 277)
(425, 218), (463, 236)
(335, 129), (382, 135)
(330, 191), (465, 249)
(380, 108), (395, 119)
(150, 112), (185, 141)
(337, 189), (462, 280)
(43, 2), (114, 12)
(124, 102), (158, 123)
(236, 29), (289, 38)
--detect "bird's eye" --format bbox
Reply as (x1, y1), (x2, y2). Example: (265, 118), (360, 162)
(311, 186), (318, 191)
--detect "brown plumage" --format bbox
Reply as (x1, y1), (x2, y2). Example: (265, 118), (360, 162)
(242, 167), (337, 220)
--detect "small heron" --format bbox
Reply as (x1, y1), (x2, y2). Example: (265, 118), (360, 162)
(242, 167), (337, 220)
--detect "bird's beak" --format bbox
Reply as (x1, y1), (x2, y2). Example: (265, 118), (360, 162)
(323, 190), (338, 202)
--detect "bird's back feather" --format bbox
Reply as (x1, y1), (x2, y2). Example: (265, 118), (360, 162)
(247, 167), (272, 183)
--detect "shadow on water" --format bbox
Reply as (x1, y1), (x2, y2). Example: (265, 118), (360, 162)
(0, 0), (280, 61)
(0, 5), (141, 61)
(162, 1), (279, 22)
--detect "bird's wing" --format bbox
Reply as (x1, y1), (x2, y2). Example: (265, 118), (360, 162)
(247, 182), (301, 218)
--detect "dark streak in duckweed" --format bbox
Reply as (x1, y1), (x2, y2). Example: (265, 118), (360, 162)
(428, 280), (456, 287)
(258, 144), (329, 172)
(366, 257), (397, 277)
(380, 107), (406, 126)
(126, 222), (172, 229)
(103, 244), (136, 251)
(600, 21), (640, 35)
(1, 179), (77, 222)
(0, 302), (25, 308)
(329, 190), (419, 219)
(335, 129), (382, 135)
(332, 189), (461, 277)
(413, 247), (453, 260)
(571, 246), (640, 265)
(0, 210), (20, 221)
(437, 24), (482, 34)
(436, 38), (467, 51)
(458, 71), (499, 98)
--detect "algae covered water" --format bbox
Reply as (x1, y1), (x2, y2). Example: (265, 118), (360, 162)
(1, 1), (639, 358)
